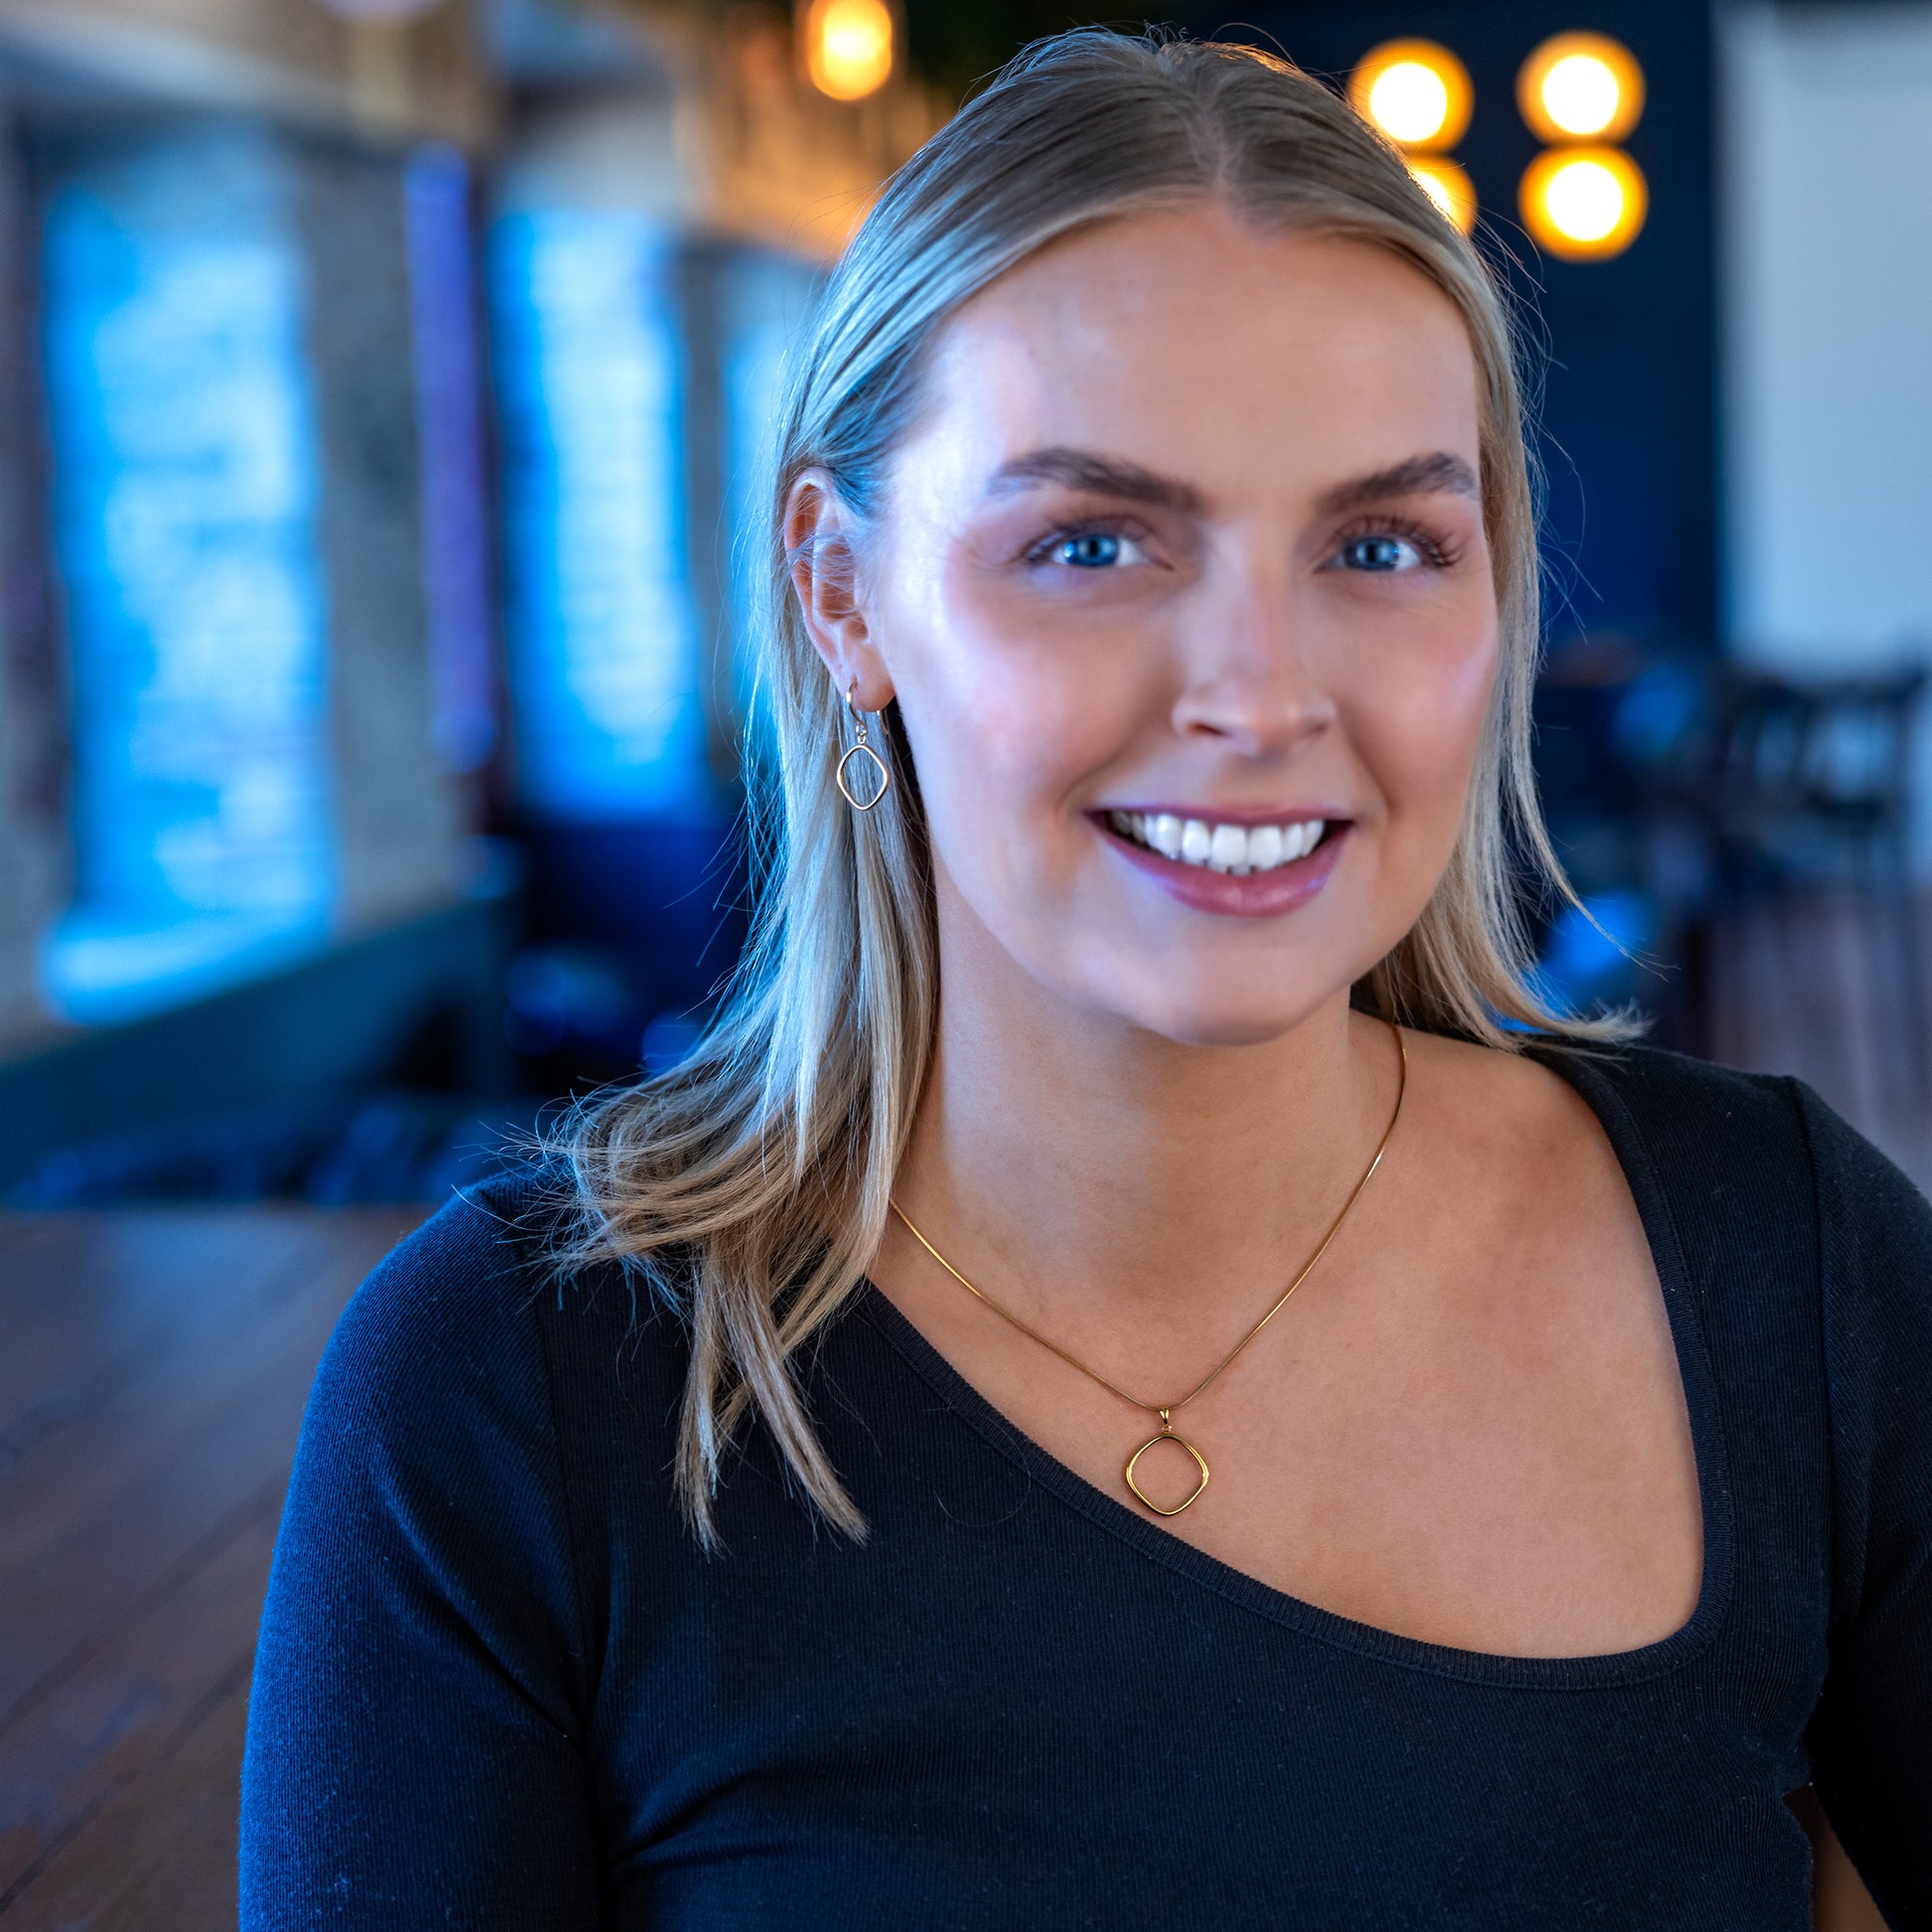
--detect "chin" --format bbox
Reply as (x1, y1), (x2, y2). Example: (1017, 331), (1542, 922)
(1101, 977), (1338, 1050)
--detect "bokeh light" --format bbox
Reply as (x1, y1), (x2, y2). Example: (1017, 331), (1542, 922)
(1517, 33), (1645, 144)
(1407, 156), (1477, 234)
(311, 0), (444, 18)
(1519, 145), (1649, 260)
(1349, 40), (1473, 152)
(801, 0), (895, 102)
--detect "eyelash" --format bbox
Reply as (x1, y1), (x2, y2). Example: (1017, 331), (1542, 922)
(1023, 519), (1152, 566)
(1020, 511), (1463, 569)
(1333, 514), (1461, 570)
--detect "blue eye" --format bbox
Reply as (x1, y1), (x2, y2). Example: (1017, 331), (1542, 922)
(1338, 535), (1420, 572)
(1044, 529), (1151, 569)
(1058, 532), (1124, 568)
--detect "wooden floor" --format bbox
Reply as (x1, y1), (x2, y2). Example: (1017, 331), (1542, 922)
(1704, 890), (1932, 1195)
(0, 1207), (423, 1929)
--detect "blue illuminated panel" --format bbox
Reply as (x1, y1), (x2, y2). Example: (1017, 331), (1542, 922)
(406, 145), (495, 775)
(38, 125), (335, 1021)
(720, 248), (819, 755)
(490, 209), (709, 818)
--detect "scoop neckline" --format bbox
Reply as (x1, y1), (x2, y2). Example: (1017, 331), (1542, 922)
(854, 1040), (1736, 1691)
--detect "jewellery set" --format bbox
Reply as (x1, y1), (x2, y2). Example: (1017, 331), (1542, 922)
(889, 1018), (1407, 1517)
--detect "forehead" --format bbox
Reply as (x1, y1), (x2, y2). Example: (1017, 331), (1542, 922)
(905, 207), (1481, 501)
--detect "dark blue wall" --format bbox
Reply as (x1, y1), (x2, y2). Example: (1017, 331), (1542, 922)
(1188, 2), (1718, 648)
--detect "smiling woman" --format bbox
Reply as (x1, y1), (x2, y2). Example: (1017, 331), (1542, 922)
(241, 28), (1932, 1931)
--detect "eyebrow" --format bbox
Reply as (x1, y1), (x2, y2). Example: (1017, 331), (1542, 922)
(982, 448), (1205, 513)
(1316, 451), (1479, 515)
(980, 446), (1479, 517)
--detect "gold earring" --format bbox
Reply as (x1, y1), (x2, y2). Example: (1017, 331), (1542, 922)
(836, 679), (892, 812)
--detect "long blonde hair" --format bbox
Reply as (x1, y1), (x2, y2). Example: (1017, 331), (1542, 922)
(557, 28), (1619, 1547)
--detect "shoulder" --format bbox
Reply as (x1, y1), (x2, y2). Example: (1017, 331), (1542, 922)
(309, 1161), (665, 1460)
(1546, 1036), (1930, 1241)
(1526, 1037), (1932, 1381)
(1532, 1034), (1801, 1140)
(264, 1168), (614, 1769)
(1397, 1028), (1805, 1198)
(1402, 1025), (1792, 1120)
(1400, 1028), (1858, 1290)
(1777, 1085), (1932, 1396)
(285, 1164), (690, 1594)
(321, 1163), (567, 1388)
(1530, 1035), (1816, 1207)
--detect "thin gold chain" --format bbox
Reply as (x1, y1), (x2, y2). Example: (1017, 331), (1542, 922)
(888, 1018), (1408, 1424)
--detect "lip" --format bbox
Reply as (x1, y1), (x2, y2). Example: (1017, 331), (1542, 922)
(1093, 810), (1350, 918)
(1104, 803), (1344, 827)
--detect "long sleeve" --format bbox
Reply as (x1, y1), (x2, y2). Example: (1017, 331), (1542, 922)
(240, 1186), (606, 1928)
(1798, 1083), (1932, 1926)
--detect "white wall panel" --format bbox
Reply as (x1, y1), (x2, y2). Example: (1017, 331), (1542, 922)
(1723, 2), (1932, 662)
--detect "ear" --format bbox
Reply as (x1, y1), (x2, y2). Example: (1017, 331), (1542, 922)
(783, 469), (895, 711)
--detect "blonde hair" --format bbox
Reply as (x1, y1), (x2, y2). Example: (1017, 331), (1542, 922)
(557, 28), (1619, 1547)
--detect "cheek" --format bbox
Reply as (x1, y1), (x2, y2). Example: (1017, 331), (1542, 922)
(1344, 610), (1499, 836)
(887, 566), (1150, 832)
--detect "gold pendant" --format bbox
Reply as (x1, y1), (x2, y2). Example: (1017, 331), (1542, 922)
(1123, 1408), (1210, 1516)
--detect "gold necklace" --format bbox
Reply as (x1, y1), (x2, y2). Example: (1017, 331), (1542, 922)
(889, 1019), (1407, 1518)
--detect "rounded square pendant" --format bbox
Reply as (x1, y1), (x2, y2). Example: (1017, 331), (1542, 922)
(1124, 1430), (1210, 1515)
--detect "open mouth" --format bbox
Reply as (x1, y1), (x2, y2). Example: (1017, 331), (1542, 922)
(1101, 810), (1338, 877)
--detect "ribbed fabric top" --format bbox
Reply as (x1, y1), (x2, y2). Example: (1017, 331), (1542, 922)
(240, 1042), (1932, 1928)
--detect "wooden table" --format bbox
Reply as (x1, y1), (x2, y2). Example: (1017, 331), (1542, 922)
(0, 1207), (423, 1930)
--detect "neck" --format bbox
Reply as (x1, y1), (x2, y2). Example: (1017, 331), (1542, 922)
(890, 907), (1399, 1333)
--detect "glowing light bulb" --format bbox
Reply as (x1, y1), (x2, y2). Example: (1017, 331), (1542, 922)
(1349, 40), (1473, 153)
(1407, 156), (1477, 234)
(1519, 146), (1648, 260)
(1371, 64), (1449, 145)
(801, 0), (894, 102)
(1517, 33), (1645, 144)
(1548, 158), (1622, 237)
(1542, 55), (1619, 135)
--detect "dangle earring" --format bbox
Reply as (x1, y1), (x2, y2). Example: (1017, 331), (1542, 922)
(835, 679), (893, 812)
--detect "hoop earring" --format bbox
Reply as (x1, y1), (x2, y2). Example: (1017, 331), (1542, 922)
(836, 679), (893, 812)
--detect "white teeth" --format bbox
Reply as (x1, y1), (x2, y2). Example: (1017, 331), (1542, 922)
(1107, 811), (1328, 874)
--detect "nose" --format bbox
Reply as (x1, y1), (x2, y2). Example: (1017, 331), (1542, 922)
(1168, 561), (1337, 759)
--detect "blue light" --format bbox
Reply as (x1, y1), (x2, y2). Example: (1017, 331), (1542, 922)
(406, 145), (496, 774)
(489, 208), (711, 817)
(720, 248), (819, 760)
(37, 126), (337, 1023)
(1538, 889), (1657, 1012)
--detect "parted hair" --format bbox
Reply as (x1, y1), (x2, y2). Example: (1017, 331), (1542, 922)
(554, 27), (1619, 1547)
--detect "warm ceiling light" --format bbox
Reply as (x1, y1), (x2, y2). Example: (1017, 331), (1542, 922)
(1406, 156), (1477, 233)
(1517, 33), (1645, 143)
(1349, 40), (1473, 152)
(801, 0), (894, 102)
(1519, 145), (1648, 260)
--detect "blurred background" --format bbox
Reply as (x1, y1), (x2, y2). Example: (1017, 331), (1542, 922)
(0, 0), (1926, 1201)
(0, 2), (1919, 1923)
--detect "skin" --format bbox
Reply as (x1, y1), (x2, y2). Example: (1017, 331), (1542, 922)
(786, 207), (1702, 1659)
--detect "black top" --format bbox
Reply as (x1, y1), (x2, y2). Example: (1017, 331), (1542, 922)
(239, 1044), (1932, 1929)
